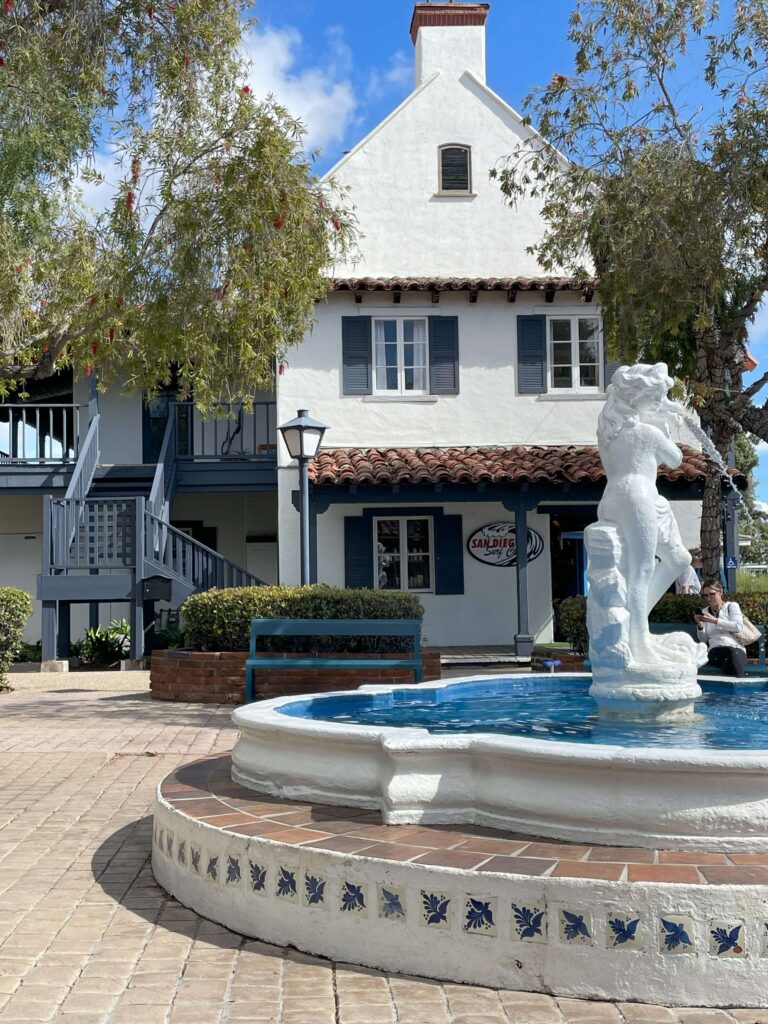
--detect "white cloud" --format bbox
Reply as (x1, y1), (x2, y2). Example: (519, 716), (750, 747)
(366, 49), (413, 101)
(757, 440), (768, 454)
(241, 24), (357, 154)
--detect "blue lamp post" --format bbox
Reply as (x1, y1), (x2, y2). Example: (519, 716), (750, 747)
(278, 409), (328, 585)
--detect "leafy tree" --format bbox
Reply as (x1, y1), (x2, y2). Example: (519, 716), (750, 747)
(0, 0), (351, 410)
(493, 0), (768, 573)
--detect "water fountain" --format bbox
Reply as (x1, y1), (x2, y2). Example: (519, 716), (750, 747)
(152, 364), (768, 1006)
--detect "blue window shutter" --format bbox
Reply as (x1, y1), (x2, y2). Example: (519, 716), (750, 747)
(429, 316), (459, 395)
(517, 314), (547, 394)
(344, 516), (373, 588)
(434, 514), (464, 595)
(342, 316), (372, 395)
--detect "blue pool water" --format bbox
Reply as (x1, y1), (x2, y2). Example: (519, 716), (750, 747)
(279, 675), (768, 750)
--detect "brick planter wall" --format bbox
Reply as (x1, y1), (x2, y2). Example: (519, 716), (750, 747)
(150, 648), (442, 704)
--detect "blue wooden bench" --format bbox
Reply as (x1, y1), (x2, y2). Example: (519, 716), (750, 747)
(649, 621), (767, 676)
(244, 618), (423, 703)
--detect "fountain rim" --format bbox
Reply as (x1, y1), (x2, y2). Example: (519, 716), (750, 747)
(232, 671), (768, 769)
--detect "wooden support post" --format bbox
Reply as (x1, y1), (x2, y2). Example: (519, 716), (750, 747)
(514, 499), (534, 658)
(58, 603), (71, 659)
(42, 602), (57, 663)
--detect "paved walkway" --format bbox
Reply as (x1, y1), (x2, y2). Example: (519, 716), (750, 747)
(0, 684), (764, 1024)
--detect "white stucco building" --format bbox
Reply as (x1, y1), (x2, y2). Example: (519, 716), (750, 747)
(0, 1), (711, 659)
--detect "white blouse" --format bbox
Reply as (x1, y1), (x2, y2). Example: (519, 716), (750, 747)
(696, 601), (745, 651)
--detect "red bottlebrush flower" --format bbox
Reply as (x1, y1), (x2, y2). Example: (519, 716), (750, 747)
(125, 191), (135, 213)
(92, 341), (100, 357)
(4, 0), (12, 12)
(86, 365), (92, 377)
(146, 4), (154, 18)
(274, 217), (284, 229)
(214, 173), (222, 185)
(0, 57), (5, 67)
(278, 361), (286, 376)
(90, 296), (98, 305)
(14, 264), (21, 273)
(331, 217), (341, 231)
(183, 53), (190, 68)
(131, 157), (140, 183)
(241, 85), (251, 95)
(552, 73), (567, 85)
(39, 299), (46, 307)
(108, 327), (115, 343)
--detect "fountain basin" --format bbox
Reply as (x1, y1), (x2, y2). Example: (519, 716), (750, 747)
(232, 674), (768, 852)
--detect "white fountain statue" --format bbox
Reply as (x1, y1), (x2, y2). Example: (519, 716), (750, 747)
(585, 362), (708, 720)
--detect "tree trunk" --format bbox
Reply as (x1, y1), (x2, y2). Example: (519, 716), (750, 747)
(700, 464), (724, 578)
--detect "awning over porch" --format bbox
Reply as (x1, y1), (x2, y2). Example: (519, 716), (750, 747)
(309, 444), (738, 488)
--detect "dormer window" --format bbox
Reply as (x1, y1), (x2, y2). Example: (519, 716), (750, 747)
(439, 145), (471, 194)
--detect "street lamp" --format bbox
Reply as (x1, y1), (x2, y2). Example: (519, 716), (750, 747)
(278, 408), (328, 585)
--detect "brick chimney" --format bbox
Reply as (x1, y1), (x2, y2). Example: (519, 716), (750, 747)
(410, 2), (489, 87)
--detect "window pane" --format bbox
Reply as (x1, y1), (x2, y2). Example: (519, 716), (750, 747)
(406, 519), (430, 554)
(406, 520), (430, 590)
(409, 367), (427, 391)
(375, 321), (398, 392)
(440, 147), (470, 191)
(580, 365), (598, 388)
(578, 318), (599, 341)
(552, 342), (572, 365)
(376, 520), (401, 590)
(550, 319), (571, 342)
(386, 367), (398, 390)
(553, 366), (572, 388)
(579, 340), (598, 364)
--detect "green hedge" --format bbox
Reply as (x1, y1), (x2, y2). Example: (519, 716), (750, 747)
(0, 588), (33, 687)
(182, 585), (424, 653)
(556, 593), (768, 657)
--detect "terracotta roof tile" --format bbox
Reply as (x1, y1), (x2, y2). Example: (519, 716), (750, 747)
(330, 276), (597, 294)
(310, 445), (739, 488)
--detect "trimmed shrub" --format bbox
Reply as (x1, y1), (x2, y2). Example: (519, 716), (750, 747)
(556, 592), (768, 656)
(0, 588), (33, 687)
(182, 585), (424, 653)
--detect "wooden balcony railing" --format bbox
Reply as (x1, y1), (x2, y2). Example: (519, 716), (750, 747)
(0, 404), (81, 465)
(173, 401), (276, 461)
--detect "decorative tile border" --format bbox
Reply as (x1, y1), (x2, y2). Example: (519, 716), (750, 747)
(152, 767), (768, 1007)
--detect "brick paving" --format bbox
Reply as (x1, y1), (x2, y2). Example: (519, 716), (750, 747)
(0, 684), (765, 1024)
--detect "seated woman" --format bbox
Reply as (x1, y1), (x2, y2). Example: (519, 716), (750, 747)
(694, 580), (747, 678)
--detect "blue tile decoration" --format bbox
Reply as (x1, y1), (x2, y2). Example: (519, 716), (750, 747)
(249, 860), (267, 894)
(190, 844), (201, 875)
(226, 855), (241, 886)
(276, 867), (297, 899)
(378, 885), (406, 922)
(659, 915), (695, 954)
(709, 921), (746, 958)
(606, 915), (641, 950)
(166, 831), (174, 857)
(206, 854), (219, 883)
(559, 910), (593, 945)
(464, 897), (497, 935)
(304, 873), (326, 907)
(177, 840), (186, 867)
(341, 881), (366, 913)
(511, 903), (546, 943)
(420, 890), (450, 928)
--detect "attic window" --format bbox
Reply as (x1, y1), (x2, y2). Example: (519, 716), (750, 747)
(439, 145), (471, 193)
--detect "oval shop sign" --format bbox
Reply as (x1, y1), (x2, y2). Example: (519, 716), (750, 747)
(466, 522), (544, 568)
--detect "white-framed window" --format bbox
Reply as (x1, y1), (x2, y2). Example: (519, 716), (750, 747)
(374, 516), (433, 592)
(438, 144), (472, 193)
(374, 318), (428, 395)
(548, 315), (602, 392)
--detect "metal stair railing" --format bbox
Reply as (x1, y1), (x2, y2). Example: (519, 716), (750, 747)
(143, 508), (264, 592)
